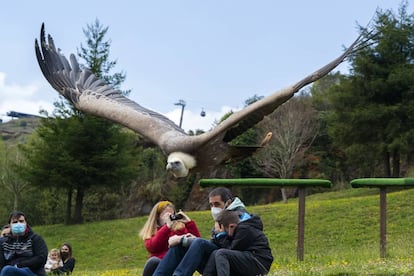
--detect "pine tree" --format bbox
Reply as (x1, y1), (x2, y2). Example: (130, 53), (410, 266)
(323, 2), (414, 178)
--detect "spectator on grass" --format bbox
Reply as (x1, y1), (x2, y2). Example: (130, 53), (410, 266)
(153, 187), (250, 276)
(139, 200), (200, 276)
(203, 209), (273, 276)
(51, 243), (75, 274)
(0, 210), (48, 276)
(45, 248), (63, 273)
(0, 225), (9, 244)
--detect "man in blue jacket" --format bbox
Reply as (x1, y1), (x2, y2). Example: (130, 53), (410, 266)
(0, 211), (48, 276)
(203, 209), (273, 276)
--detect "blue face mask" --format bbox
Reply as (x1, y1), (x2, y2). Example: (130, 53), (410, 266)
(11, 223), (26, 235)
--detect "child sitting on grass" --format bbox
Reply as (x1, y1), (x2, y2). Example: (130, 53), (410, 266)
(45, 248), (63, 273)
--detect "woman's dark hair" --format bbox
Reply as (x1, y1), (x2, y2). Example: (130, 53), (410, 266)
(61, 242), (73, 259)
(209, 187), (234, 203)
(8, 211), (26, 224)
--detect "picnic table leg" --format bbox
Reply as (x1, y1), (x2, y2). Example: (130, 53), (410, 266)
(297, 187), (306, 261)
(379, 187), (387, 258)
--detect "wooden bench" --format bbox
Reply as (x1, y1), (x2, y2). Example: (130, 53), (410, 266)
(350, 178), (414, 258)
(199, 178), (332, 261)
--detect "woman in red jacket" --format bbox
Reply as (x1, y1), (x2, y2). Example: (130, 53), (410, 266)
(139, 201), (200, 276)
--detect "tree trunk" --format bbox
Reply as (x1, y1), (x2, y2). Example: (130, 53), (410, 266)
(383, 151), (391, 177)
(281, 188), (288, 203)
(281, 171), (290, 203)
(392, 149), (400, 177)
(65, 188), (72, 225)
(73, 186), (84, 224)
(403, 149), (414, 175)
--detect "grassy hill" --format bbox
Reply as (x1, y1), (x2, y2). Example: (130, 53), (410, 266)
(33, 187), (414, 275)
(0, 117), (41, 143)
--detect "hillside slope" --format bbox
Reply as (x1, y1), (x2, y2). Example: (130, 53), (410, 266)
(0, 117), (41, 143)
(33, 187), (414, 274)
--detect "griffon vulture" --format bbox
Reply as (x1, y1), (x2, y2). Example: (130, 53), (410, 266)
(35, 23), (368, 178)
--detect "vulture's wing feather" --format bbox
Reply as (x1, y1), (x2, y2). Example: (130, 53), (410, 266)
(200, 32), (372, 143)
(35, 22), (373, 167)
(35, 24), (186, 154)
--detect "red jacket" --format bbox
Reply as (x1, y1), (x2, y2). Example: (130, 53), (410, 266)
(144, 220), (200, 258)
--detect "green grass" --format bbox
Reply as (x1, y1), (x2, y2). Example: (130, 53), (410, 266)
(34, 187), (414, 275)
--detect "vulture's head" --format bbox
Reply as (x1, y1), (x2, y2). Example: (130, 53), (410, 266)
(166, 152), (197, 178)
(36, 24), (370, 180)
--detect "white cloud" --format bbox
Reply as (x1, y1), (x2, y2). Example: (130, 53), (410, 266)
(0, 72), (54, 122)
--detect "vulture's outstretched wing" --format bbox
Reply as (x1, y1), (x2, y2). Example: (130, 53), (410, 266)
(201, 32), (372, 143)
(35, 23), (372, 178)
(35, 23), (187, 155)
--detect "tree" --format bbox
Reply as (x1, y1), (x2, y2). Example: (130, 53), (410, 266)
(310, 72), (350, 185)
(227, 94), (265, 179)
(21, 19), (139, 224)
(0, 141), (29, 210)
(78, 18), (130, 95)
(323, 2), (414, 178)
(256, 94), (319, 202)
(214, 95), (268, 206)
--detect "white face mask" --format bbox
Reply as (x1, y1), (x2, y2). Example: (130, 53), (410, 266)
(211, 207), (223, 220)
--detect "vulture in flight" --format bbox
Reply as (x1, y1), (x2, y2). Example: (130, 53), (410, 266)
(35, 23), (368, 178)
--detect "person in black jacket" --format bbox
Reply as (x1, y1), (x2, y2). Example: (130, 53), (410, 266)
(0, 211), (48, 276)
(51, 243), (75, 274)
(0, 225), (9, 245)
(203, 209), (273, 276)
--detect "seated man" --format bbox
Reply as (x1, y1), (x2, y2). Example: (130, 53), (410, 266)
(153, 187), (250, 276)
(0, 211), (48, 276)
(203, 209), (274, 276)
(0, 225), (9, 245)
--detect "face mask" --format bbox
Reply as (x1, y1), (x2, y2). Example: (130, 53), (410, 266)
(61, 252), (69, 260)
(11, 223), (26, 235)
(211, 207), (223, 220)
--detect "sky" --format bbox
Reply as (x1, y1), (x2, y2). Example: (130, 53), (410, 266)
(0, 0), (403, 132)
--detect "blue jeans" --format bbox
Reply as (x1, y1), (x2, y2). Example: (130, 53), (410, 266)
(153, 238), (219, 276)
(0, 266), (37, 276)
(142, 256), (161, 276)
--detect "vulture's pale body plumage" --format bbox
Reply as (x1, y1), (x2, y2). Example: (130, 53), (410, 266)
(35, 24), (369, 178)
